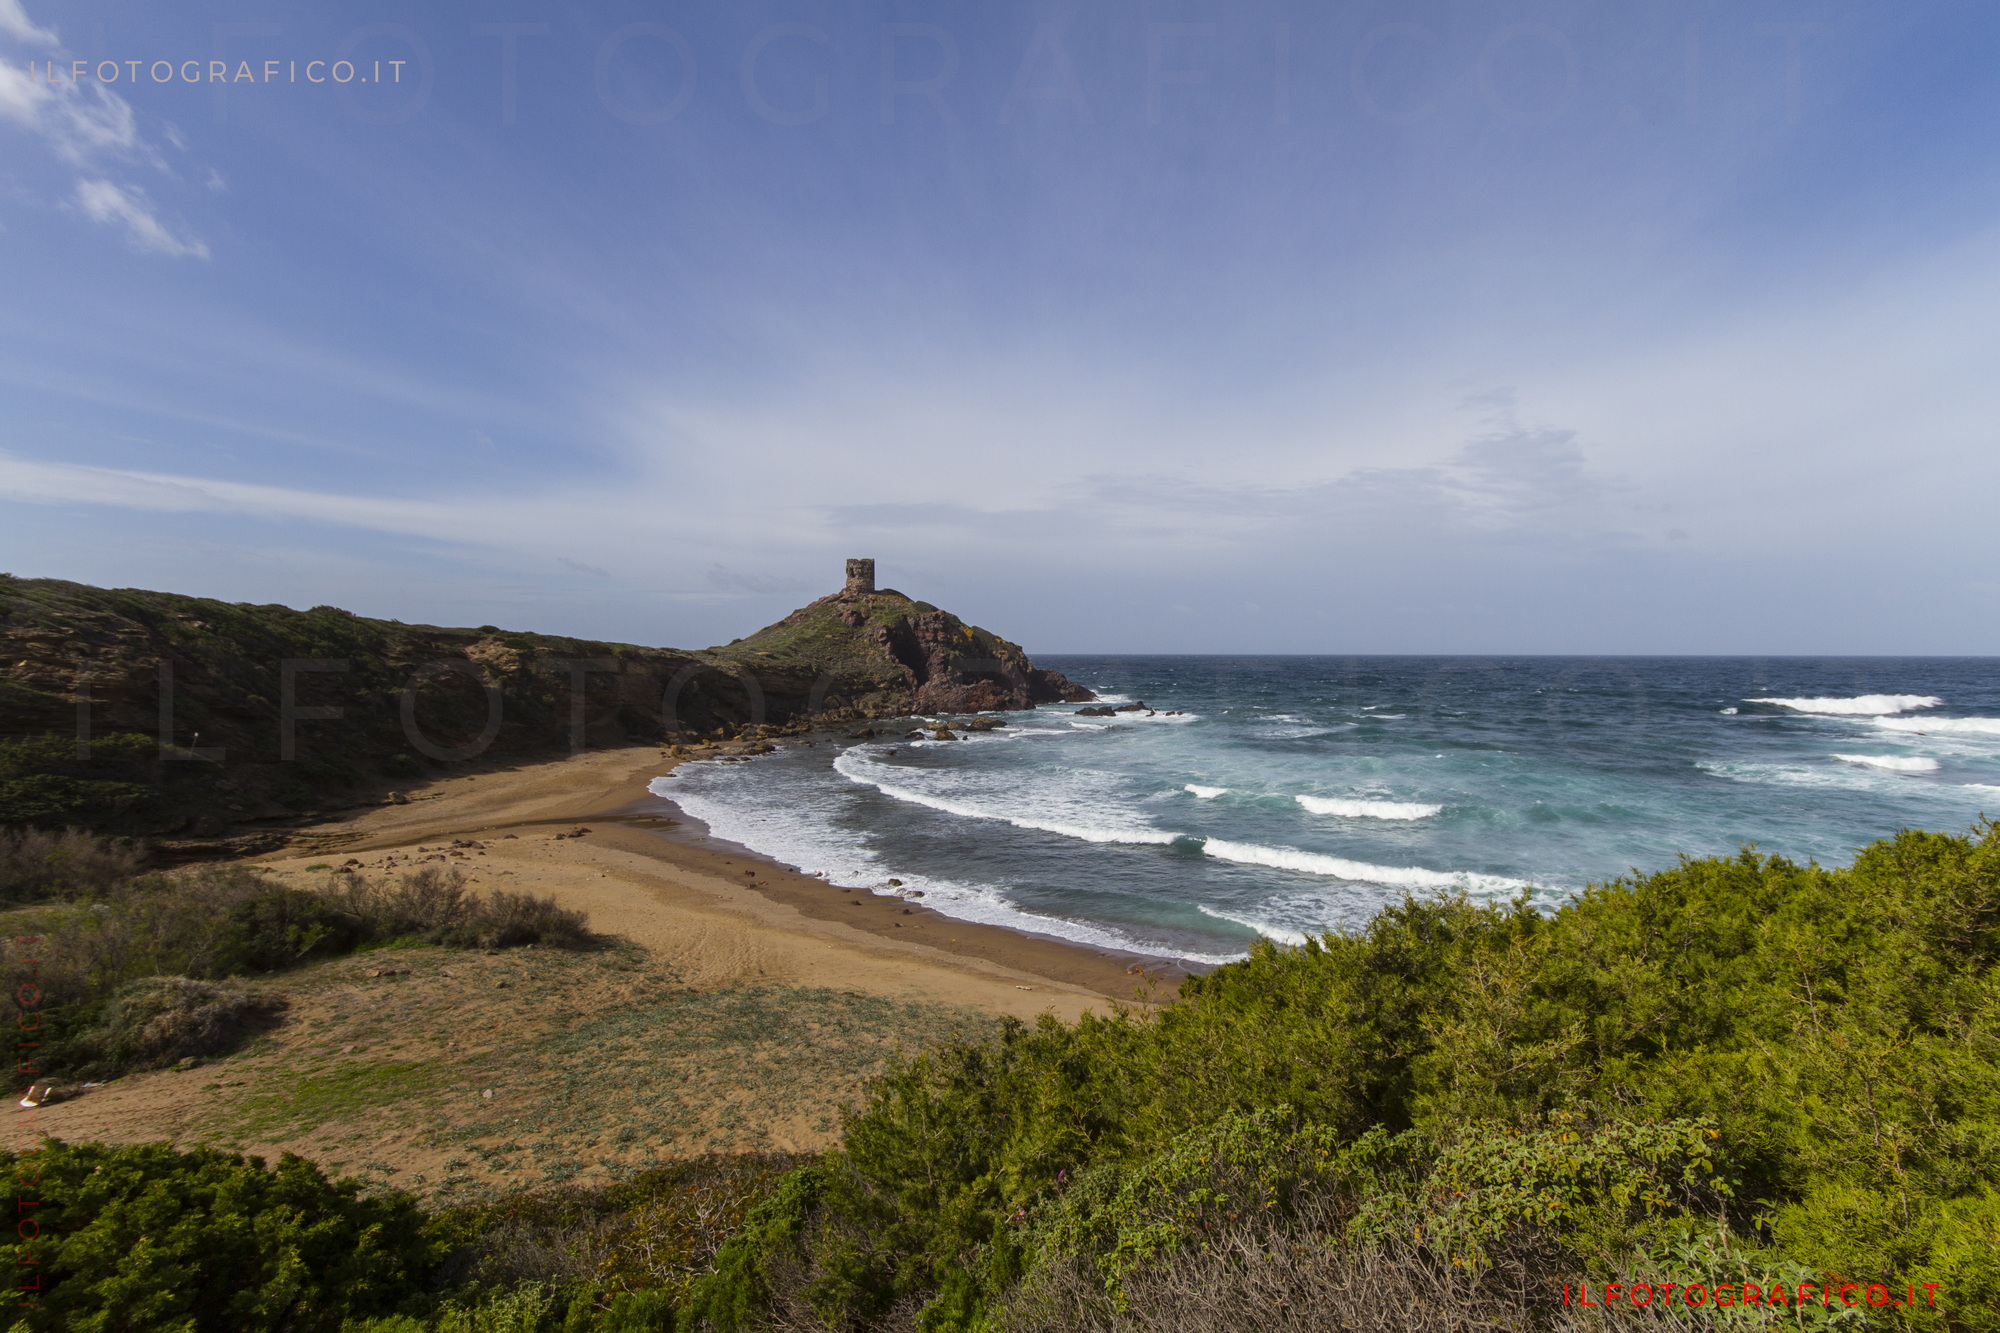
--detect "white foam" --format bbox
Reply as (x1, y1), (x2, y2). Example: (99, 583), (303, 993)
(650, 771), (1241, 964)
(1295, 795), (1441, 820)
(1748, 694), (1942, 716)
(1185, 784), (1227, 799)
(1834, 754), (1940, 774)
(1696, 759), (1991, 798)
(833, 751), (1182, 846)
(1719, 707), (1739, 715)
(1872, 716), (2000, 737)
(1201, 839), (1526, 894)
(1197, 904), (1309, 946)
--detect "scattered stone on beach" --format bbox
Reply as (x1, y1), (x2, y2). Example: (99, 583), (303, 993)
(965, 716), (1005, 730)
(1074, 706), (1116, 717)
(886, 878), (903, 887)
(930, 728), (958, 740)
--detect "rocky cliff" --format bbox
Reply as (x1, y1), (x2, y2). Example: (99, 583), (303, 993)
(0, 570), (1091, 843)
(712, 584), (1093, 716)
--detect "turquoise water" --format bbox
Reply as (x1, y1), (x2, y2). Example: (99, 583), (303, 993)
(651, 657), (2000, 964)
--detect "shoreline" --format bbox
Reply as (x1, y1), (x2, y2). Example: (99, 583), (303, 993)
(270, 742), (1183, 1015)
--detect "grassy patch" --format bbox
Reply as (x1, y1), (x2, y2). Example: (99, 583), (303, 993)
(226, 1060), (443, 1138)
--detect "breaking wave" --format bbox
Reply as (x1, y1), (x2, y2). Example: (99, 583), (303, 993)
(1197, 904), (1309, 946)
(1295, 795), (1442, 820)
(1833, 754), (1941, 774)
(1200, 839), (1526, 894)
(833, 751), (1181, 845)
(1748, 695), (1942, 716)
(1872, 716), (2000, 737)
(1185, 784), (1227, 799)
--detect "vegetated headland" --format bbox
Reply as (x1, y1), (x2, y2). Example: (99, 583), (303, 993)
(2, 565), (1997, 1331)
(0, 559), (1090, 851)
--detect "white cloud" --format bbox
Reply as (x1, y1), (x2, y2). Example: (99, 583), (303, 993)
(74, 178), (209, 258)
(0, 0), (53, 45)
(0, 56), (141, 163)
(0, 1), (206, 258)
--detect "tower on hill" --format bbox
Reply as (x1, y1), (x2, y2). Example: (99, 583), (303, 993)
(844, 558), (875, 596)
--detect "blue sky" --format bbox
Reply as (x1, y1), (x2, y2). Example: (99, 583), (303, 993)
(3, 1), (1997, 653)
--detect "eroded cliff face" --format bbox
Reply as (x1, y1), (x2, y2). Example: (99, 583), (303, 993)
(717, 588), (1093, 716)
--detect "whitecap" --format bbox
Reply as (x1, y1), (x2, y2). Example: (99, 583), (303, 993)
(1719, 707), (1739, 715)
(1196, 904), (1309, 946)
(1201, 839), (1526, 893)
(832, 751), (1181, 846)
(1295, 795), (1441, 820)
(1696, 759), (1989, 796)
(1833, 754), (1941, 774)
(649, 773), (1241, 964)
(1872, 716), (2000, 737)
(1747, 694), (1942, 716)
(1185, 784), (1227, 799)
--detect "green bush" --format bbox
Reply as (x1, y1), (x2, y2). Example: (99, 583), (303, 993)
(0, 842), (593, 1078)
(209, 887), (367, 975)
(2, 1141), (445, 1332)
(0, 733), (160, 829)
(682, 823), (2000, 1331)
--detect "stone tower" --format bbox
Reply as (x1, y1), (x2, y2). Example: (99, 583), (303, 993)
(844, 558), (876, 596)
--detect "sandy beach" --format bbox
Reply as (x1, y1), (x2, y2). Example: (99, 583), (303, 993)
(274, 742), (1172, 1013)
(23, 741), (1177, 1197)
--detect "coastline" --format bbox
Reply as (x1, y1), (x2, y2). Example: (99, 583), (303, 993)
(268, 742), (1180, 1015)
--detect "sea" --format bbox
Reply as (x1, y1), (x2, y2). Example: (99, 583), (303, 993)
(649, 657), (2000, 966)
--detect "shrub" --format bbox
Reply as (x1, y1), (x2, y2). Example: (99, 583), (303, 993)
(0, 854), (593, 1077)
(2, 1140), (445, 1332)
(683, 823), (2000, 1332)
(82, 975), (283, 1071)
(207, 887), (367, 975)
(0, 825), (144, 901)
(0, 774), (152, 829)
(327, 868), (592, 950)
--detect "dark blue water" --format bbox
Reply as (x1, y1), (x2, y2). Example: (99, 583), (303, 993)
(656, 658), (2000, 963)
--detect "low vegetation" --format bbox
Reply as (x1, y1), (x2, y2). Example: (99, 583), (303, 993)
(1, 834), (590, 1079)
(4, 823), (1997, 1330)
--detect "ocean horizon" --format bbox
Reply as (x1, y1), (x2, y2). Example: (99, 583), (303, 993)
(653, 655), (2000, 965)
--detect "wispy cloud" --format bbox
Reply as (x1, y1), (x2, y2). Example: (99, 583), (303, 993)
(0, 0), (52, 45)
(0, 0), (206, 258)
(73, 179), (209, 258)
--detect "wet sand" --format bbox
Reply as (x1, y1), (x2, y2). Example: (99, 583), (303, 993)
(268, 744), (1179, 1018)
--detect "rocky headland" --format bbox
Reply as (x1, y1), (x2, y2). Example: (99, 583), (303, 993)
(0, 562), (1091, 848)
